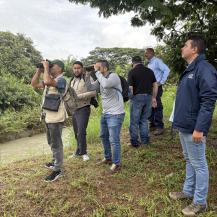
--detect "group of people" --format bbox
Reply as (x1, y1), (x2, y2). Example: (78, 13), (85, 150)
(31, 35), (217, 217)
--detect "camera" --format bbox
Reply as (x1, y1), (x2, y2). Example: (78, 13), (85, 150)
(36, 60), (53, 69)
(84, 65), (95, 72)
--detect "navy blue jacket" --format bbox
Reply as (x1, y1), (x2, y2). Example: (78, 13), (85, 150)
(173, 54), (217, 136)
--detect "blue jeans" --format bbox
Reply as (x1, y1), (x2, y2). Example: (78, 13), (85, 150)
(179, 132), (208, 205)
(129, 94), (152, 145)
(100, 113), (125, 165)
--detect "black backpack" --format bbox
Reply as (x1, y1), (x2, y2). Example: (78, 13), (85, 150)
(109, 72), (129, 102)
(118, 75), (129, 102)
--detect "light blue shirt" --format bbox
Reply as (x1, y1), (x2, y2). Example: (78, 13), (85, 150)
(147, 57), (170, 85)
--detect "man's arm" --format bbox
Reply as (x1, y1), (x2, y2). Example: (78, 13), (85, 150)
(193, 66), (217, 142)
(96, 72), (120, 89)
(43, 61), (57, 87)
(77, 90), (97, 100)
(31, 68), (44, 89)
(158, 59), (170, 85)
(152, 81), (158, 108)
(84, 72), (100, 91)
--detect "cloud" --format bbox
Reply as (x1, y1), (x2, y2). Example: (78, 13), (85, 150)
(0, 0), (158, 59)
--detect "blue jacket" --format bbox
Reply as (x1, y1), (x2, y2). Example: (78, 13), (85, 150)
(173, 54), (217, 136)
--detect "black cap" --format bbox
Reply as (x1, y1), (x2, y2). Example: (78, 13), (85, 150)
(132, 56), (142, 63)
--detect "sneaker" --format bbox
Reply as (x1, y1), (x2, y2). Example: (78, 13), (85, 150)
(153, 128), (164, 135)
(68, 153), (79, 159)
(110, 164), (121, 173)
(169, 192), (193, 200)
(182, 203), (207, 216)
(44, 170), (62, 182)
(44, 162), (54, 170)
(96, 158), (112, 165)
(82, 154), (90, 161)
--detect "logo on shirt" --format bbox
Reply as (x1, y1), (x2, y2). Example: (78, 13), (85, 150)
(188, 73), (194, 79)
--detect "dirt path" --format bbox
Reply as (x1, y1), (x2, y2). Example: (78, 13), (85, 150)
(0, 127), (72, 166)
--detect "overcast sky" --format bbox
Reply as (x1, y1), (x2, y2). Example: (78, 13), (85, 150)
(0, 0), (158, 60)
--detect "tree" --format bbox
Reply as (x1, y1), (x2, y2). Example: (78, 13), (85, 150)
(63, 55), (77, 78)
(69, 0), (217, 72)
(82, 47), (144, 74)
(0, 31), (42, 83)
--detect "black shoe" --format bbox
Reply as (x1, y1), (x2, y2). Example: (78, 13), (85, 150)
(154, 128), (164, 135)
(44, 170), (62, 182)
(44, 162), (54, 170)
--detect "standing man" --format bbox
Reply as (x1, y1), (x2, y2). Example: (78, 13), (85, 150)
(145, 48), (170, 135)
(68, 61), (96, 161)
(169, 35), (217, 216)
(31, 60), (67, 182)
(85, 60), (125, 173)
(128, 56), (158, 147)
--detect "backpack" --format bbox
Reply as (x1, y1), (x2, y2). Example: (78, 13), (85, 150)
(118, 75), (129, 102)
(62, 78), (78, 117)
(109, 72), (129, 102)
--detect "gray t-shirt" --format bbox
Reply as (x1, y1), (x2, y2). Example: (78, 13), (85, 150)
(86, 71), (125, 115)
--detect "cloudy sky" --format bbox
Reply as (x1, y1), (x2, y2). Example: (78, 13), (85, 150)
(0, 0), (158, 59)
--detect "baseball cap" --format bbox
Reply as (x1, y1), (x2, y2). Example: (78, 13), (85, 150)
(51, 59), (65, 71)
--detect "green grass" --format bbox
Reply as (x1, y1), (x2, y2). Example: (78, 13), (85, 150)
(0, 86), (217, 217)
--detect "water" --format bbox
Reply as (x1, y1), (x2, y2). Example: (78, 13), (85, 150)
(0, 127), (73, 166)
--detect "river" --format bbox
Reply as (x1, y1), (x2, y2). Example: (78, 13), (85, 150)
(0, 127), (73, 166)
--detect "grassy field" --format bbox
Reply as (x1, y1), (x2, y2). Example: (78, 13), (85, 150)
(0, 86), (217, 217)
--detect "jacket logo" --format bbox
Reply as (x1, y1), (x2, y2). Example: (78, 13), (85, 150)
(188, 73), (194, 79)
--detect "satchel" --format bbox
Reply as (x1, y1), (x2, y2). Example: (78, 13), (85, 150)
(42, 87), (61, 112)
(62, 80), (78, 116)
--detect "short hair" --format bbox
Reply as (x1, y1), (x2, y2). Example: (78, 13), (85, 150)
(188, 35), (206, 54)
(73, 61), (83, 68)
(132, 56), (142, 64)
(96, 59), (109, 70)
(145, 48), (155, 54)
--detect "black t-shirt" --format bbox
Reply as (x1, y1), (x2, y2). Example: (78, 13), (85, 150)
(128, 64), (156, 95)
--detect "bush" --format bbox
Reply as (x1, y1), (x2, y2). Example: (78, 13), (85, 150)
(0, 106), (43, 141)
(0, 71), (41, 113)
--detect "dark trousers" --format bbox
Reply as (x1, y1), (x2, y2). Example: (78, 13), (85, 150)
(46, 122), (64, 171)
(72, 106), (90, 155)
(149, 85), (164, 129)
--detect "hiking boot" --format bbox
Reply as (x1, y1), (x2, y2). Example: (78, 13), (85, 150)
(153, 128), (164, 135)
(110, 164), (121, 173)
(82, 154), (90, 161)
(182, 203), (207, 216)
(96, 158), (112, 165)
(44, 170), (63, 182)
(44, 162), (54, 170)
(169, 192), (193, 200)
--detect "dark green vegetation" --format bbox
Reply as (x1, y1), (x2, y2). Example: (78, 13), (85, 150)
(0, 32), (43, 141)
(69, 0), (217, 73)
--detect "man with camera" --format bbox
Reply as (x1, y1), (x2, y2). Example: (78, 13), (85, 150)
(31, 59), (67, 182)
(85, 59), (125, 173)
(68, 61), (96, 161)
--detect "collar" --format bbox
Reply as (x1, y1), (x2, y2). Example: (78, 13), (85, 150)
(149, 56), (156, 63)
(185, 54), (206, 72)
(54, 74), (63, 81)
(179, 54), (206, 81)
